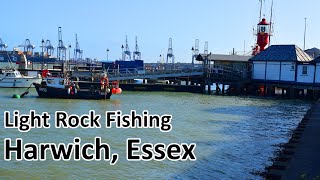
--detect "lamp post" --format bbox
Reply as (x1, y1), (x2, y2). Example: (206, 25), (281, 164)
(41, 39), (44, 57)
(121, 45), (124, 60)
(191, 46), (195, 66)
(68, 45), (71, 61)
(106, 48), (109, 61)
(68, 45), (71, 72)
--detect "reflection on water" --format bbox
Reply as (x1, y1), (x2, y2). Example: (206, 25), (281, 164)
(0, 89), (311, 179)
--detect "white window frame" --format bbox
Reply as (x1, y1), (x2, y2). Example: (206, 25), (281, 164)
(302, 66), (308, 75)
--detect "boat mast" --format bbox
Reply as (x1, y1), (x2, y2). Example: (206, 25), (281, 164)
(269, 0), (274, 46)
(304, 18), (307, 50)
(259, 0), (263, 21)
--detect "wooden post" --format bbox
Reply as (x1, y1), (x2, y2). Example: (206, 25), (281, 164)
(208, 81), (212, 94)
(215, 83), (220, 95)
(222, 84), (225, 94)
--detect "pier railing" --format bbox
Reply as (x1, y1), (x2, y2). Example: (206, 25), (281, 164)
(105, 67), (204, 81)
(70, 64), (249, 82)
(205, 65), (249, 83)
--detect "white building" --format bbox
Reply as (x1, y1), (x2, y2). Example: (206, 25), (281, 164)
(250, 45), (314, 84)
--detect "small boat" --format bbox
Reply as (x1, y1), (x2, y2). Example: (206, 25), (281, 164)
(0, 68), (42, 88)
(33, 77), (114, 100)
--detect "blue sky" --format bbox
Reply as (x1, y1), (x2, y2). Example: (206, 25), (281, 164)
(0, 0), (319, 62)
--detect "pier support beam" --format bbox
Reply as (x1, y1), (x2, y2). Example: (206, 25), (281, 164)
(215, 83), (220, 95)
(222, 84), (225, 95)
(267, 86), (275, 96)
(307, 89), (314, 99)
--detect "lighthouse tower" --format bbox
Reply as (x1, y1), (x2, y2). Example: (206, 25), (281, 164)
(257, 18), (270, 51)
(253, 18), (270, 55)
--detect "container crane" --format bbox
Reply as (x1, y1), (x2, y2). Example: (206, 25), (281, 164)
(133, 36), (141, 60)
(0, 38), (8, 51)
(18, 39), (35, 55)
(74, 34), (83, 61)
(166, 38), (174, 64)
(122, 36), (131, 60)
(57, 27), (67, 61)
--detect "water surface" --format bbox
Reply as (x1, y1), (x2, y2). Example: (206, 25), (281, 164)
(0, 89), (311, 179)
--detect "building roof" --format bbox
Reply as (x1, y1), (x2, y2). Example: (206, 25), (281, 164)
(313, 55), (320, 62)
(209, 54), (252, 62)
(305, 47), (320, 59)
(250, 45), (313, 62)
(197, 54), (252, 62)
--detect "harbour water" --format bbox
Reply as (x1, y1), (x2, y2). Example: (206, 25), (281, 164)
(0, 89), (311, 179)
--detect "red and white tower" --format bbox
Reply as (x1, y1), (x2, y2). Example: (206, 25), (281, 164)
(257, 18), (270, 51)
(252, 18), (270, 55)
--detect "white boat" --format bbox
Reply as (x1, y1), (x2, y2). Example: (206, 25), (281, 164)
(0, 68), (42, 88)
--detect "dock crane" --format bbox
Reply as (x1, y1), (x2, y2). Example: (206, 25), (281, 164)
(18, 39), (35, 55)
(204, 41), (208, 55)
(133, 36), (141, 60)
(192, 39), (200, 65)
(122, 36), (131, 60)
(166, 38), (174, 64)
(40, 40), (55, 57)
(0, 38), (8, 51)
(57, 27), (67, 61)
(74, 34), (83, 61)
(45, 40), (55, 57)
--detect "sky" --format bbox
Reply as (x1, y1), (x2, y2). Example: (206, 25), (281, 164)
(0, 0), (319, 63)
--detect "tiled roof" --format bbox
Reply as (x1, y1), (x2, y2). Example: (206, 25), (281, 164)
(250, 45), (313, 62)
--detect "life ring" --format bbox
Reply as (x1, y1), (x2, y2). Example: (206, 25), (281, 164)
(100, 77), (109, 87)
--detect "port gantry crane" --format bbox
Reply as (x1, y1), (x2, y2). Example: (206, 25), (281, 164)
(74, 34), (83, 62)
(57, 27), (67, 61)
(192, 39), (200, 65)
(45, 40), (55, 57)
(40, 39), (55, 57)
(133, 36), (141, 60)
(18, 39), (35, 55)
(204, 41), (208, 55)
(122, 36), (131, 60)
(0, 38), (8, 51)
(166, 38), (174, 65)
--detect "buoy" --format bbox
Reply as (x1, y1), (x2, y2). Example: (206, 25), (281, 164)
(111, 88), (117, 94)
(116, 88), (122, 94)
(12, 94), (20, 99)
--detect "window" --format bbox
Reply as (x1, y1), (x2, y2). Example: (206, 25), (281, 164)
(291, 63), (295, 71)
(302, 66), (308, 75)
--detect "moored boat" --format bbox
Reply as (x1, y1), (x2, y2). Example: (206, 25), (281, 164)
(33, 76), (114, 100)
(0, 68), (42, 88)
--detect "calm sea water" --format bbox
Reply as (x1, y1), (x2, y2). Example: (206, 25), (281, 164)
(0, 88), (311, 179)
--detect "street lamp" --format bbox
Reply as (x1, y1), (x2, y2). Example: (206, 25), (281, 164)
(106, 48), (109, 61)
(191, 46), (195, 66)
(121, 45), (124, 60)
(68, 45), (72, 61)
(41, 39), (45, 57)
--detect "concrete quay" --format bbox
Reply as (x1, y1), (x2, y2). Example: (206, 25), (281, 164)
(265, 100), (320, 179)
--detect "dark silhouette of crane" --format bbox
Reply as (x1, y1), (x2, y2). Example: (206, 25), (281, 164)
(133, 36), (141, 60)
(57, 27), (67, 61)
(74, 34), (83, 61)
(166, 38), (174, 64)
